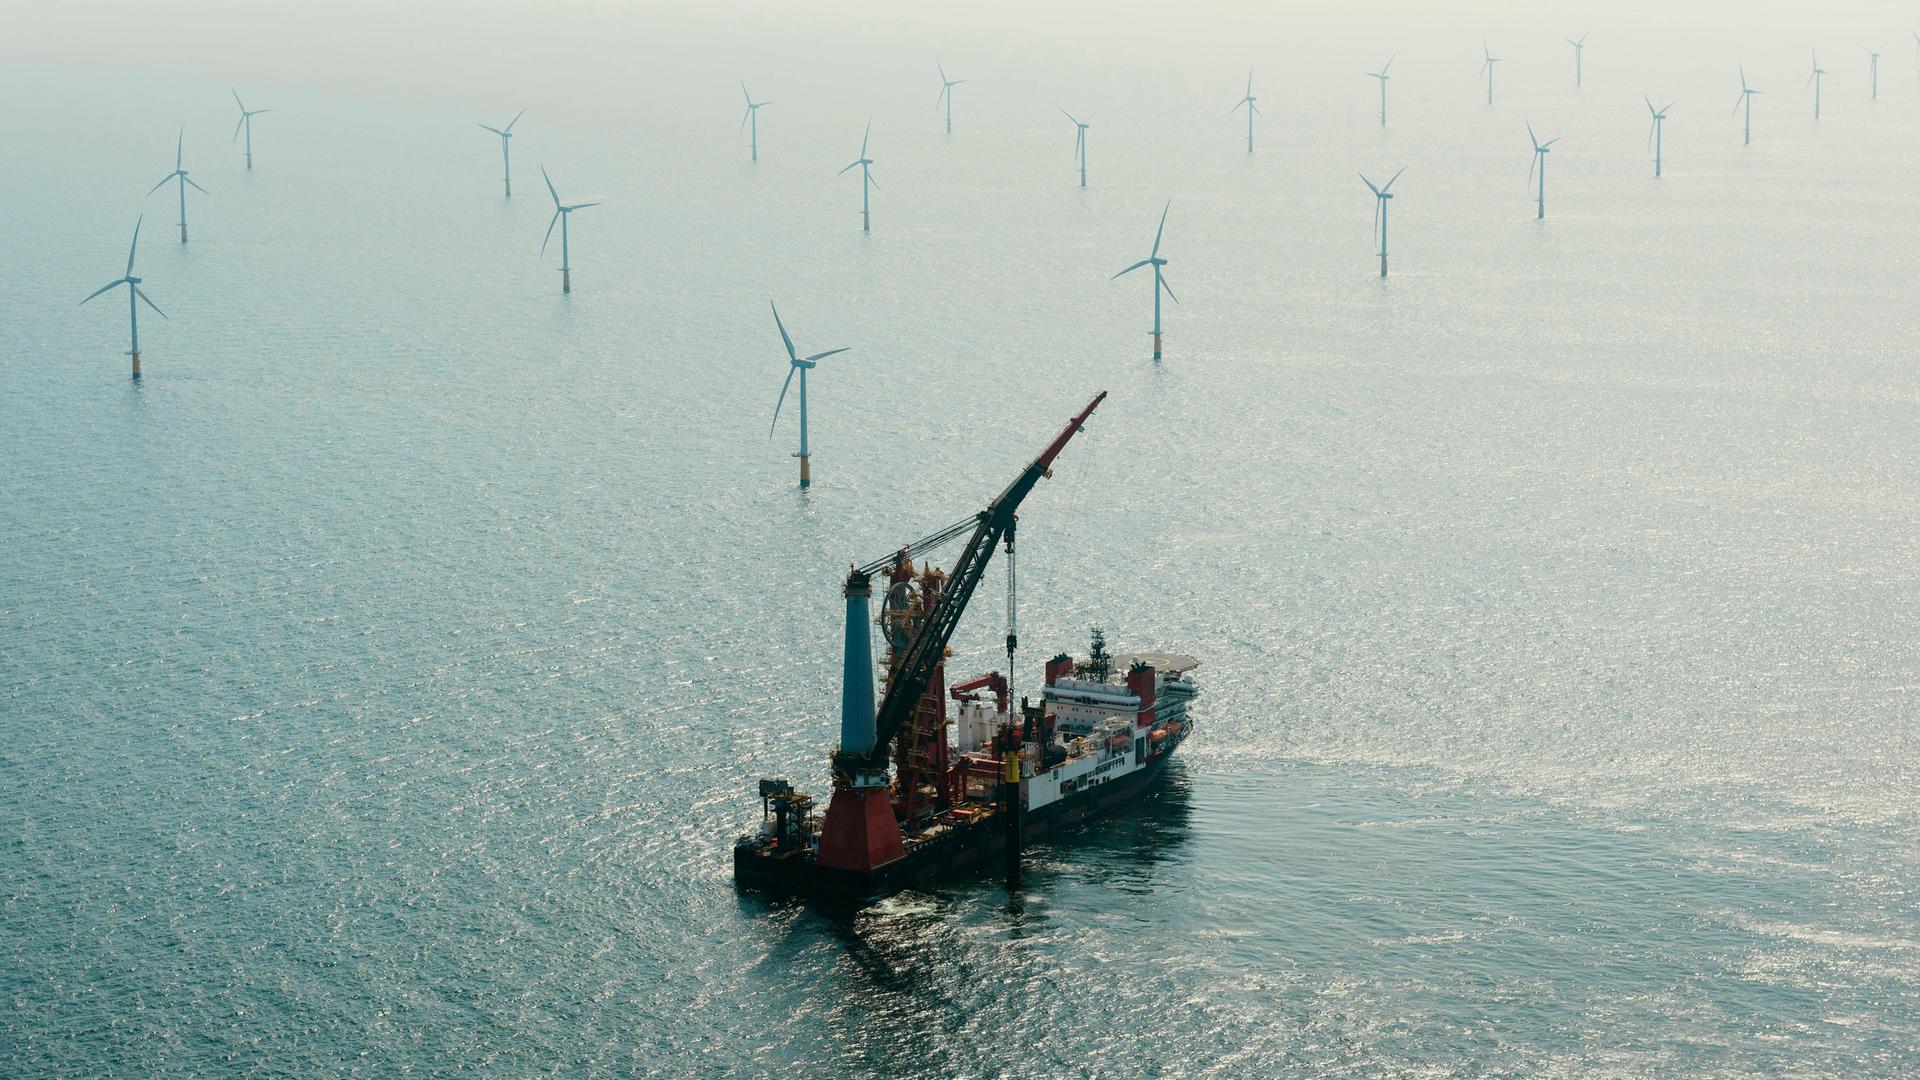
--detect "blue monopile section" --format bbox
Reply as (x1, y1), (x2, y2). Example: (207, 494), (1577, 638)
(838, 572), (877, 755)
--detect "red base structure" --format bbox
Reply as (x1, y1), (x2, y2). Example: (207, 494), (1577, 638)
(815, 787), (905, 872)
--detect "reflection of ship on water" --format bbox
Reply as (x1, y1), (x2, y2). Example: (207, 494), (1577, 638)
(731, 393), (1201, 901)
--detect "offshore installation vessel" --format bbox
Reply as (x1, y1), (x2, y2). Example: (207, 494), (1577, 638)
(733, 392), (1200, 900)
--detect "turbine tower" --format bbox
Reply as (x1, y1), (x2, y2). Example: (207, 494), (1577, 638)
(768, 302), (850, 489)
(1734, 65), (1762, 145)
(740, 85), (772, 161)
(837, 122), (877, 232)
(1865, 48), (1879, 100)
(81, 216), (165, 379)
(1527, 123), (1560, 220)
(231, 88), (271, 170)
(1232, 68), (1259, 151)
(148, 129), (208, 243)
(1112, 200), (1177, 360)
(1808, 50), (1827, 118)
(1061, 109), (1091, 187)
(936, 63), (965, 134)
(540, 166), (600, 294)
(1482, 41), (1503, 104)
(1646, 97), (1674, 178)
(477, 108), (526, 197)
(1360, 167), (1405, 279)
(1567, 32), (1589, 87)
(1367, 55), (1395, 126)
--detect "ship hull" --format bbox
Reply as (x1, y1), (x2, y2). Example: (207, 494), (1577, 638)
(734, 732), (1187, 901)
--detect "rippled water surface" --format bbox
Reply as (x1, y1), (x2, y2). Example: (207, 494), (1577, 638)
(3, 1), (1916, 1075)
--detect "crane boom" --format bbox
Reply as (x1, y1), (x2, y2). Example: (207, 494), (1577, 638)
(844, 392), (1106, 775)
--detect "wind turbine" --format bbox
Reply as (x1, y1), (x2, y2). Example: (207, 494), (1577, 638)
(1367, 55), (1395, 126)
(740, 85), (771, 161)
(767, 302), (850, 489)
(1527, 122), (1561, 220)
(1865, 48), (1879, 100)
(1061, 109), (1091, 187)
(1567, 32), (1590, 87)
(1482, 41), (1503, 104)
(148, 129), (208, 243)
(1808, 49), (1827, 118)
(936, 63), (965, 134)
(477, 108), (526, 196)
(231, 88), (271, 170)
(540, 166), (599, 294)
(1734, 64), (1762, 145)
(1231, 68), (1260, 151)
(1360, 168), (1405, 279)
(1112, 200), (1177, 361)
(836, 121), (877, 232)
(81, 216), (165, 379)
(1645, 96), (1674, 178)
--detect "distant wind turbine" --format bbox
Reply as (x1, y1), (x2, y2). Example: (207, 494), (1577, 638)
(1567, 32), (1590, 87)
(1734, 64), (1762, 145)
(1645, 97), (1674, 178)
(1367, 55), (1395, 126)
(936, 63), (965, 133)
(1112, 200), (1177, 361)
(1232, 68), (1260, 151)
(540, 166), (600, 294)
(1061, 109), (1091, 187)
(477, 108), (526, 197)
(767, 302), (850, 489)
(1360, 168), (1405, 279)
(1865, 48), (1879, 100)
(1527, 122), (1561, 220)
(837, 122), (878, 232)
(740, 85), (772, 161)
(81, 216), (165, 379)
(231, 88), (271, 170)
(148, 129), (208, 243)
(1482, 41), (1503, 104)
(1808, 49), (1827, 119)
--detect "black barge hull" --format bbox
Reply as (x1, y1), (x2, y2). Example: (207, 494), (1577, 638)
(734, 738), (1185, 901)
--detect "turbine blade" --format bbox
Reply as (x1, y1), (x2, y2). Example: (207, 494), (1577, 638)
(1151, 199), (1170, 258)
(233, 113), (246, 143)
(1382, 53), (1395, 74)
(838, 161), (860, 176)
(770, 364), (797, 437)
(865, 171), (878, 191)
(743, 82), (752, 106)
(1060, 107), (1080, 125)
(185, 176), (209, 194)
(1112, 260), (1151, 279)
(804, 347), (849, 363)
(938, 61), (948, 84)
(1542, 136), (1561, 147)
(505, 107), (526, 133)
(859, 120), (870, 159)
(127, 215), (141, 276)
(135, 286), (166, 319)
(542, 165), (560, 208)
(541, 210), (560, 255)
(81, 279), (123, 305)
(148, 173), (175, 195)
(1527, 121), (1539, 149)
(1663, 101), (1676, 113)
(1160, 275), (1178, 305)
(567, 201), (601, 210)
(1359, 173), (1381, 196)
(1382, 166), (1405, 192)
(479, 124), (504, 135)
(232, 86), (245, 111)
(1646, 94), (1657, 115)
(770, 301), (798, 361)
(176, 129), (183, 170)
(741, 107), (751, 133)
